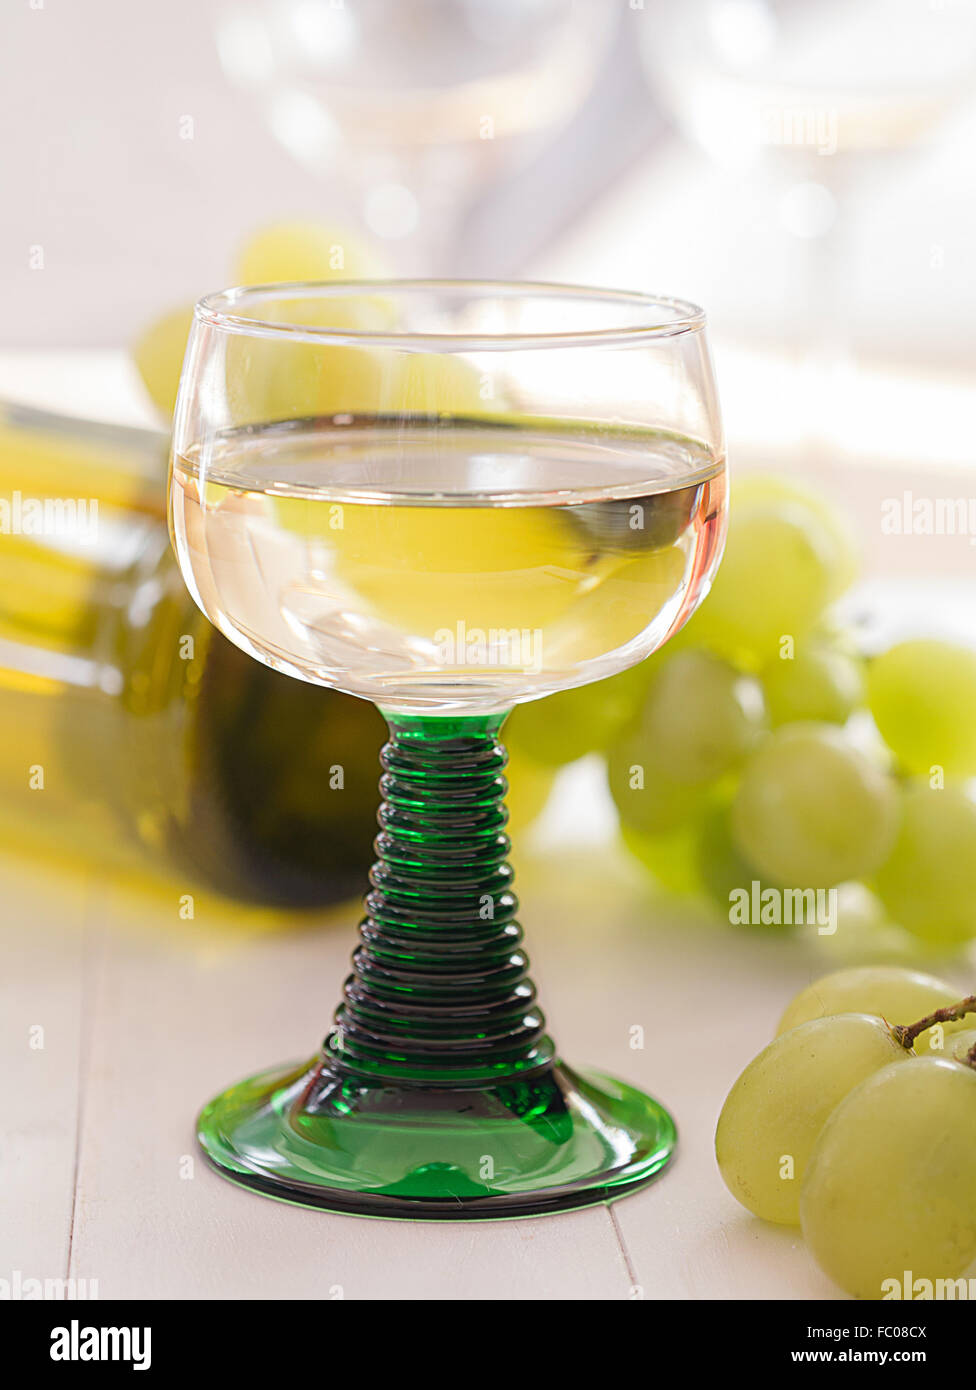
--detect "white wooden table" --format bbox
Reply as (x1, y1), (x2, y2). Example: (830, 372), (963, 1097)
(1, 353), (973, 1301)
(5, 816), (972, 1303)
(0, 833), (820, 1300)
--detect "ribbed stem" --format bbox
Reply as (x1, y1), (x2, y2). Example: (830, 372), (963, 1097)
(324, 713), (555, 1087)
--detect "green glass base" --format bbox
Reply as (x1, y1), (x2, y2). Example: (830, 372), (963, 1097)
(197, 1057), (676, 1220)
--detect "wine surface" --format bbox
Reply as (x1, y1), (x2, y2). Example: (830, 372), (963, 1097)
(172, 419), (726, 712)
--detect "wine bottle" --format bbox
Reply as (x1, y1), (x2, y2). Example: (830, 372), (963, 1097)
(0, 403), (385, 906)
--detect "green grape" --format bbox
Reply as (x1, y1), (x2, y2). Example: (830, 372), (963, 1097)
(867, 639), (976, 777)
(224, 298), (396, 426)
(715, 1013), (909, 1225)
(232, 327), (489, 432)
(805, 882), (918, 966)
(695, 801), (786, 924)
(734, 473), (859, 598)
(948, 1029), (976, 1065)
(607, 724), (715, 836)
(132, 304), (194, 417)
(503, 748), (555, 835)
(634, 649), (766, 785)
(801, 1057), (976, 1299)
(551, 544), (688, 668)
(233, 219), (387, 284)
(874, 784), (976, 948)
(605, 648), (763, 851)
(732, 724), (897, 888)
(811, 612), (863, 659)
(762, 642), (865, 727)
(776, 965), (962, 1057)
(396, 351), (491, 415)
(318, 491), (588, 638)
(618, 821), (701, 895)
(914, 1017), (976, 1059)
(506, 660), (656, 767)
(689, 501), (835, 669)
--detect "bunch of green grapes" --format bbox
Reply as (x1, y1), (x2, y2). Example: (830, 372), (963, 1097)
(717, 965), (976, 1297)
(519, 469), (976, 955)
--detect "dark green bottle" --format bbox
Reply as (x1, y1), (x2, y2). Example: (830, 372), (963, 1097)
(0, 404), (384, 906)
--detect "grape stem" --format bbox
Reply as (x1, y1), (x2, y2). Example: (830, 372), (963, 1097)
(893, 995), (976, 1064)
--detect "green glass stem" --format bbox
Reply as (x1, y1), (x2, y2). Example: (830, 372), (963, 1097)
(197, 712), (677, 1219)
(328, 713), (554, 1087)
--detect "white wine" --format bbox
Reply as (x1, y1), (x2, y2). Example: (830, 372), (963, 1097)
(171, 420), (726, 713)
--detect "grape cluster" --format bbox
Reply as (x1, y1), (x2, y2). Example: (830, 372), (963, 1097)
(717, 965), (976, 1298)
(509, 476), (976, 954)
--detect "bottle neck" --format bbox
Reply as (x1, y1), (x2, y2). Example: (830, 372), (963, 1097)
(326, 712), (555, 1088)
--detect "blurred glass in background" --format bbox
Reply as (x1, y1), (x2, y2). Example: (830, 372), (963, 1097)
(636, 0), (976, 457)
(216, 0), (616, 271)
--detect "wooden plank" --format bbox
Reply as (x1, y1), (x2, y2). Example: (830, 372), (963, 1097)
(0, 853), (89, 1288)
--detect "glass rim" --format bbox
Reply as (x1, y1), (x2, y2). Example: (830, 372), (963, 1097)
(194, 279), (706, 350)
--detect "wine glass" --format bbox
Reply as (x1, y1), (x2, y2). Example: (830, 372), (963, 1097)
(215, 0), (615, 272)
(639, 0), (976, 451)
(169, 280), (726, 1218)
